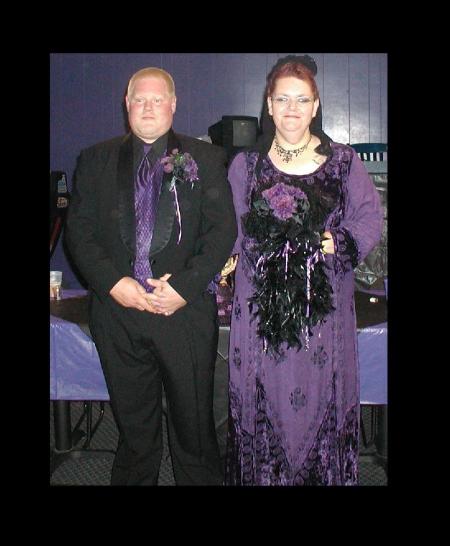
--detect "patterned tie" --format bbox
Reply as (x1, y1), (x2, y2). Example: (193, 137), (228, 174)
(134, 147), (163, 292)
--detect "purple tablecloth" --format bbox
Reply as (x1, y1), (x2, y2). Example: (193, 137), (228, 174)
(50, 315), (109, 400)
(57, 288), (89, 299)
(50, 289), (109, 401)
(358, 323), (387, 404)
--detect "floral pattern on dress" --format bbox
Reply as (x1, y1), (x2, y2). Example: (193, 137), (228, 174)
(233, 347), (241, 370)
(292, 393), (358, 486)
(290, 388), (307, 412)
(225, 378), (359, 486)
(233, 300), (241, 320)
(313, 345), (328, 369)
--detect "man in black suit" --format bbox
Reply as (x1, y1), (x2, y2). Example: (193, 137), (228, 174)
(65, 67), (237, 485)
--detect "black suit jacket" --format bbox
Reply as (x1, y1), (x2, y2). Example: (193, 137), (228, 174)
(65, 129), (237, 307)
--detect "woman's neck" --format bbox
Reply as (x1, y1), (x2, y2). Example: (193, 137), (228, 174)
(268, 133), (326, 175)
(275, 129), (311, 148)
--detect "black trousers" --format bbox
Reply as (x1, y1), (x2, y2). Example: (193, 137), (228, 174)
(90, 293), (223, 486)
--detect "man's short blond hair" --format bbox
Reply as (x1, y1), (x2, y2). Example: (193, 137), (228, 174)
(127, 67), (176, 98)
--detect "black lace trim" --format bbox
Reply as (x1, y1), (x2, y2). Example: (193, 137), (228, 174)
(330, 226), (359, 274)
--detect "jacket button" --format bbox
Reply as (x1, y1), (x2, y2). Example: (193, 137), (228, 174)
(129, 259), (134, 267)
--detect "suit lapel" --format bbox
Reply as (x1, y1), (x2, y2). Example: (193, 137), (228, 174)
(117, 134), (135, 256)
(149, 130), (181, 258)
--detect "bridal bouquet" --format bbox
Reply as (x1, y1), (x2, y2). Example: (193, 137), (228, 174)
(243, 181), (334, 355)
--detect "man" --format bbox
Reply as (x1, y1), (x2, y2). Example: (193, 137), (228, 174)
(65, 67), (237, 485)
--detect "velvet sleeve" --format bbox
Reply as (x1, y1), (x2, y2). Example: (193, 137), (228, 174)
(227, 152), (250, 256)
(329, 149), (383, 273)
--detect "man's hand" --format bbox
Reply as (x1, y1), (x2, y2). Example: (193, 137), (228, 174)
(109, 277), (160, 313)
(146, 273), (187, 316)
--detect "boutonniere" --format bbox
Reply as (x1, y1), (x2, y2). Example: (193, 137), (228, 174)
(161, 149), (199, 244)
(161, 148), (199, 189)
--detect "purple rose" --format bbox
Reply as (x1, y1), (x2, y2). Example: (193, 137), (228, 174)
(262, 182), (307, 221)
(269, 194), (297, 220)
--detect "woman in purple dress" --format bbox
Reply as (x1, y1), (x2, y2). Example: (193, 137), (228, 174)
(225, 57), (383, 485)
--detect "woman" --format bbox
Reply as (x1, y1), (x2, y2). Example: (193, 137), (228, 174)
(225, 57), (383, 485)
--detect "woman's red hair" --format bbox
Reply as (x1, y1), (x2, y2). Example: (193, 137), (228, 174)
(267, 62), (319, 100)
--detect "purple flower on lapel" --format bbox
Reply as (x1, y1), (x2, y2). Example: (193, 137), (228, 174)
(161, 148), (199, 189)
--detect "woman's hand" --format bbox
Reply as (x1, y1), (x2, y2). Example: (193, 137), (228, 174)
(321, 231), (335, 255)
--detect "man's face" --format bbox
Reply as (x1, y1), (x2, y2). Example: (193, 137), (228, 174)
(126, 76), (176, 143)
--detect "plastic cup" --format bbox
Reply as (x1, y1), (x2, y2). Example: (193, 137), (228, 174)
(50, 271), (63, 300)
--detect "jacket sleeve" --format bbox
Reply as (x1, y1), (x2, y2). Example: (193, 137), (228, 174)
(329, 149), (383, 273)
(168, 146), (238, 303)
(65, 147), (124, 301)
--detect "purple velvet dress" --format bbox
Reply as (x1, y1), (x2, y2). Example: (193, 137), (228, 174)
(225, 143), (383, 486)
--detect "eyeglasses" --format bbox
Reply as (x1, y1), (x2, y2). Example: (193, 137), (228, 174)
(271, 96), (315, 108)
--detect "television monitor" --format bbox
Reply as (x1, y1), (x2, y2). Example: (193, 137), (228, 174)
(208, 115), (259, 160)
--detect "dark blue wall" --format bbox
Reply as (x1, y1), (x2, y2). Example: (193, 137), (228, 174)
(50, 52), (387, 288)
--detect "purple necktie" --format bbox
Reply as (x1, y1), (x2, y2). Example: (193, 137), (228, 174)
(133, 147), (164, 292)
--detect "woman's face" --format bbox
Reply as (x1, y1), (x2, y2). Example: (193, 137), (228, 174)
(267, 76), (319, 141)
